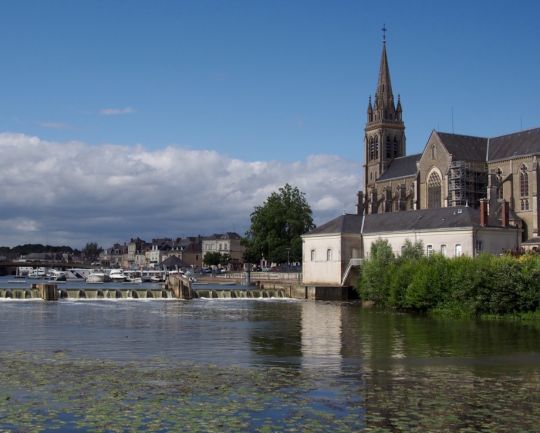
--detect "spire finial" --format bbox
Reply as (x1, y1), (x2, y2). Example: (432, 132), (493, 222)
(382, 24), (387, 44)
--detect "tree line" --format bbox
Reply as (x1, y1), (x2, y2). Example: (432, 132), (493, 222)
(358, 239), (540, 317)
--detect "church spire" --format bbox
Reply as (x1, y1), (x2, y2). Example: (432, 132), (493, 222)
(374, 37), (394, 115)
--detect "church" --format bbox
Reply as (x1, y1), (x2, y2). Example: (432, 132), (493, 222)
(302, 37), (539, 291)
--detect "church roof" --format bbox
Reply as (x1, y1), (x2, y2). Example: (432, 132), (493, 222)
(488, 127), (540, 161)
(362, 206), (480, 234)
(436, 132), (488, 161)
(305, 214), (363, 236)
(377, 154), (420, 181)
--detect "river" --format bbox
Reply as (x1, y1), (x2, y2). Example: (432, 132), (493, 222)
(0, 298), (539, 432)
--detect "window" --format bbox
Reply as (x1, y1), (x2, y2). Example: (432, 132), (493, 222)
(475, 240), (483, 253)
(431, 144), (436, 160)
(393, 136), (399, 157)
(520, 165), (529, 197)
(455, 244), (462, 257)
(326, 249), (332, 261)
(521, 199), (529, 211)
(440, 244), (447, 256)
(386, 136), (392, 158)
(310, 249), (316, 261)
(427, 171), (442, 209)
(385, 189), (393, 213)
(426, 245), (433, 257)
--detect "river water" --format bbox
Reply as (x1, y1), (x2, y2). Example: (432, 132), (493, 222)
(0, 298), (539, 432)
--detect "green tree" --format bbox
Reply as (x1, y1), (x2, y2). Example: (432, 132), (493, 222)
(358, 238), (395, 305)
(244, 184), (315, 264)
(82, 242), (102, 262)
(400, 239), (424, 261)
(203, 252), (222, 267)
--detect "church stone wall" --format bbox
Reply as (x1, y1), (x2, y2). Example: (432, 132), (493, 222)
(417, 134), (452, 209)
(488, 155), (540, 239)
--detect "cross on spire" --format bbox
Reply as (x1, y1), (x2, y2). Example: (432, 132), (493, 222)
(382, 24), (387, 44)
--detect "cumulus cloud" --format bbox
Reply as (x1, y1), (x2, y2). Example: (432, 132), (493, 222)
(0, 133), (361, 248)
(99, 106), (136, 116)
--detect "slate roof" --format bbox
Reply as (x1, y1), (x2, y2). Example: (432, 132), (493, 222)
(488, 127), (540, 161)
(305, 214), (363, 236)
(436, 132), (488, 161)
(377, 154), (420, 180)
(159, 256), (189, 269)
(362, 206), (480, 234)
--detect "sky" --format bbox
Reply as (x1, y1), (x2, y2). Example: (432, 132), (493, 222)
(0, 0), (539, 248)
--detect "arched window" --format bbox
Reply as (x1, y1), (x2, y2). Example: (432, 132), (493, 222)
(431, 144), (436, 160)
(384, 188), (393, 213)
(520, 165), (529, 197)
(374, 136), (379, 159)
(386, 136), (392, 158)
(393, 136), (399, 157)
(427, 171), (442, 208)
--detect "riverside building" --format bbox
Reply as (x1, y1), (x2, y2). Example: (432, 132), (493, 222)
(302, 35), (536, 289)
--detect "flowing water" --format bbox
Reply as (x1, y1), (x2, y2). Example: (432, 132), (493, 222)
(0, 299), (539, 432)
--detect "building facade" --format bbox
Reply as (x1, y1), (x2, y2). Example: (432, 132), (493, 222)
(302, 36), (530, 288)
(363, 39), (540, 242)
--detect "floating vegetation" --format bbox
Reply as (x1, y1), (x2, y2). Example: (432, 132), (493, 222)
(0, 351), (363, 433)
(1, 350), (539, 432)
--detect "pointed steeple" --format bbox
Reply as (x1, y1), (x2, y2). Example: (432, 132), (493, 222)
(375, 41), (395, 117)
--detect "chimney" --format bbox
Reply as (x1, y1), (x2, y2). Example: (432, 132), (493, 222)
(479, 199), (488, 227)
(501, 200), (509, 227)
(356, 191), (364, 215)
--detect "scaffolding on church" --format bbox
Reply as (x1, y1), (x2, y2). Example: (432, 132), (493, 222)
(448, 161), (488, 208)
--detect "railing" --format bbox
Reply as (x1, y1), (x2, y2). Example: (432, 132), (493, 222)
(341, 258), (363, 286)
(211, 272), (301, 282)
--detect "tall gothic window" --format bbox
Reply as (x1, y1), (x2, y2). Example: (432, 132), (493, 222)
(384, 188), (393, 213)
(393, 136), (399, 157)
(427, 171), (442, 209)
(520, 165), (529, 197)
(386, 136), (392, 158)
(374, 136), (379, 159)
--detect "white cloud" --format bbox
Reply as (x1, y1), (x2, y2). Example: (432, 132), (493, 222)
(0, 133), (362, 247)
(99, 107), (136, 116)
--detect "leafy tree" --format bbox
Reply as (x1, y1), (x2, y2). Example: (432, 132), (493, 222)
(82, 242), (102, 262)
(358, 238), (395, 305)
(203, 252), (222, 267)
(399, 239), (424, 261)
(219, 253), (232, 267)
(244, 184), (315, 264)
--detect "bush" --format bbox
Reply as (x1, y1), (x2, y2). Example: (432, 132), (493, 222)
(357, 240), (540, 317)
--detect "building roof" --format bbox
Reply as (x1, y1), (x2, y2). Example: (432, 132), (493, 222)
(488, 127), (540, 161)
(377, 154), (420, 181)
(362, 206), (481, 234)
(305, 214), (363, 236)
(436, 132), (488, 161)
(159, 255), (189, 269)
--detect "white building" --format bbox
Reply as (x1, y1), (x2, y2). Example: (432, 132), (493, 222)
(302, 206), (521, 289)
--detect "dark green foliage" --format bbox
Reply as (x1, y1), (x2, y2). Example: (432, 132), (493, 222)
(82, 242), (102, 261)
(358, 239), (395, 305)
(244, 184), (315, 264)
(203, 251), (222, 266)
(357, 242), (540, 317)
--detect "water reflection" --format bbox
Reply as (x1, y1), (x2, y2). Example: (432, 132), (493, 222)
(1, 300), (540, 432)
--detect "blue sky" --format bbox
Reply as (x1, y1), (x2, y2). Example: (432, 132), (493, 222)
(0, 1), (539, 247)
